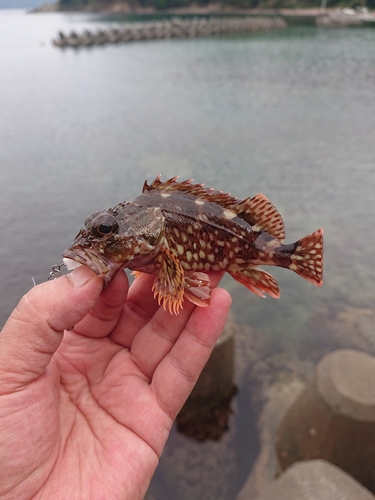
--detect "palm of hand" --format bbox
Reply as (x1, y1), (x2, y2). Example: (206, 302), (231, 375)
(44, 334), (160, 499)
(0, 270), (230, 500)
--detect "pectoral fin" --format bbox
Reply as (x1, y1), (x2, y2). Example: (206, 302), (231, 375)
(229, 267), (280, 299)
(184, 272), (212, 307)
(152, 247), (185, 314)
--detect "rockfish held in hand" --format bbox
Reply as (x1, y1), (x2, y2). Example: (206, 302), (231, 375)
(63, 176), (323, 314)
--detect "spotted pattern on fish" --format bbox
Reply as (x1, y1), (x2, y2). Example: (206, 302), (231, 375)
(63, 176), (323, 314)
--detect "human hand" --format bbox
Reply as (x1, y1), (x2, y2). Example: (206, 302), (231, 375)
(0, 267), (231, 500)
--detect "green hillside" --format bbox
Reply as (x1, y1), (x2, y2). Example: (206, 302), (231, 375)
(58, 0), (372, 10)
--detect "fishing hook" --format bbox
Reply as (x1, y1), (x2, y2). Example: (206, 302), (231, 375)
(48, 262), (66, 281)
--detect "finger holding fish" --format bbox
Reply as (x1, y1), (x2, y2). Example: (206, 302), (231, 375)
(127, 283), (230, 382)
(109, 270), (225, 350)
(71, 269), (129, 339)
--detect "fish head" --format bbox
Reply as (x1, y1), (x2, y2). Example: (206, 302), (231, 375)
(62, 206), (164, 283)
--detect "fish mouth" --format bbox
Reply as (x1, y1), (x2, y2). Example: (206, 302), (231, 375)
(62, 246), (119, 283)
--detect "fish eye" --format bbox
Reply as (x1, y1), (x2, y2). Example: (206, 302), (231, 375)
(91, 214), (119, 240)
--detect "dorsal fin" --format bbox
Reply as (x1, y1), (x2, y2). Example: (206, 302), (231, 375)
(143, 175), (239, 208)
(143, 177), (285, 240)
(234, 194), (285, 241)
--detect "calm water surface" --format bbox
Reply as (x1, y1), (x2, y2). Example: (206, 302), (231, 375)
(1, 9), (375, 498)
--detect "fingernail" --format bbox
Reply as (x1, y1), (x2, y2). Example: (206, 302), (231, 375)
(69, 266), (94, 288)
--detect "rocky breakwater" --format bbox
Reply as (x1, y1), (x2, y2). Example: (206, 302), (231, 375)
(237, 349), (375, 499)
(275, 349), (375, 495)
(52, 16), (287, 48)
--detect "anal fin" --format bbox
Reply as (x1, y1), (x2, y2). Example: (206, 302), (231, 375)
(229, 267), (280, 299)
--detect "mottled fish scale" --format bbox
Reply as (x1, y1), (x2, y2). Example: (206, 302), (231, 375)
(63, 176), (324, 314)
(132, 191), (279, 274)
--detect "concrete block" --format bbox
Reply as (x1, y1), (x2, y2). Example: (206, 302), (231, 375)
(253, 460), (375, 500)
(275, 349), (375, 492)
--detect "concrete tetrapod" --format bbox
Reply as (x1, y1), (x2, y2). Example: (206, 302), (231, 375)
(275, 349), (375, 493)
(252, 459), (375, 500)
(52, 17), (287, 48)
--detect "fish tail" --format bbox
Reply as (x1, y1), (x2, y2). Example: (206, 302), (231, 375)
(290, 228), (324, 286)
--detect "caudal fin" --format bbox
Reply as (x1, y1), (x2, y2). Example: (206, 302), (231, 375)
(290, 229), (323, 286)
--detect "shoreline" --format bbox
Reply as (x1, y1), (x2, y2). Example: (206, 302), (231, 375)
(31, 2), (334, 17)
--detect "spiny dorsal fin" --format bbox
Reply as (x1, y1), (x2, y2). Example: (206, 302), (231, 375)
(143, 177), (285, 240)
(143, 175), (239, 208)
(234, 194), (285, 242)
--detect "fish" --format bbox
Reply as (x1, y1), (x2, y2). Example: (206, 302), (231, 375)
(63, 176), (323, 314)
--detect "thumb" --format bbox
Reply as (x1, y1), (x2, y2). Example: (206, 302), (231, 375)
(0, 266), (103, 390)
